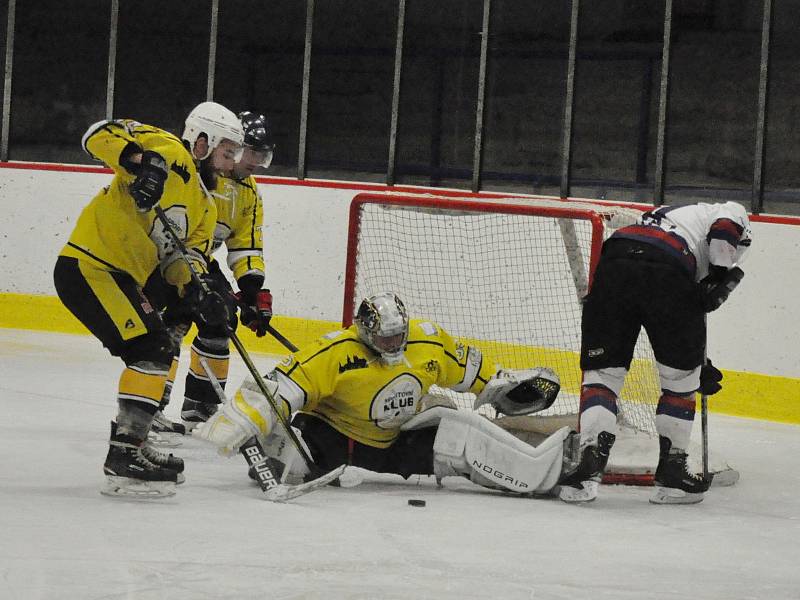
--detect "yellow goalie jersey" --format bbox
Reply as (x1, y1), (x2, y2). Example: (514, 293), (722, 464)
(208, 173), (264, 281)
(273, 319), (496, 448)
(60, 119), (215, 288)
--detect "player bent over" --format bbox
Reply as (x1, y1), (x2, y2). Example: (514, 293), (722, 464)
(194, 292), (583, 498)
(148, 111), (276, 435)
(560, 201), (752, 504)
(54, 103), (244, 498)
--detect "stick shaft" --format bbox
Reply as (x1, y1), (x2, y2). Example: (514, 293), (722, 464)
(701, 314), (709, 479)
(153, 207), (316, 472)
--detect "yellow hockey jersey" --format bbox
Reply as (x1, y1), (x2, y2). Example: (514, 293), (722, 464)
(208, 173), (265, 282)
(60, 119), (215, 288)
(273, 319), (496, 448)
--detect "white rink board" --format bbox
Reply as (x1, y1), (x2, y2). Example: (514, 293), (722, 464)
(0, 165), (798, 377)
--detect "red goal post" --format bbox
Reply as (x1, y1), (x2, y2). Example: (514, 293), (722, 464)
(341, 192), (734, 486)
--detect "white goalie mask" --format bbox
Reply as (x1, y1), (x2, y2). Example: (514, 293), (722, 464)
(355, 292), (410, 366)
(183, 101), (245, 160)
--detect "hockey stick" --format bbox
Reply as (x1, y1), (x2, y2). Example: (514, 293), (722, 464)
(153, 207), (317, 475)
(701, 315), (710, 481)
(197, 355), (283, 492)
(198, 355), (343, 500)
(265, 324), (299, 352)
(227, 291), (299, 352)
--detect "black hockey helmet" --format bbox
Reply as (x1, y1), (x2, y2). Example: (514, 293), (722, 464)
(238, 111), (275, 152)
(236, 111), (275, 169)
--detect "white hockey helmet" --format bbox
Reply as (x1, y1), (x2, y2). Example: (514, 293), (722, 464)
(722, 201), (753, 264)
(355, 292), (410, 366)
(183, 101), (245, 160)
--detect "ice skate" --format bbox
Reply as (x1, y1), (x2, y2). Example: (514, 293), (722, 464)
(559, 431), (615, 503)
(181, 398), (220, 431)
(650, 437), (711, 504)
(101, 423), (178, 498)
(151, 410), (186, 435)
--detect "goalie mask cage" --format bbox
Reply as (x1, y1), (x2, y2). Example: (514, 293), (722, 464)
(342, 193), (731, 486)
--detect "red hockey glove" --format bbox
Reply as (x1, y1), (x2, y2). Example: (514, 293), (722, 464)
(237, 289), (273, 337)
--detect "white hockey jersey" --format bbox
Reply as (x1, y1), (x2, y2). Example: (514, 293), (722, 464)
(611, 201), (752, 281)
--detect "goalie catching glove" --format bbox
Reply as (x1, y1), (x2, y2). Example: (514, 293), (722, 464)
(193, 377), (288, 455)
(474, 367), (561, 416)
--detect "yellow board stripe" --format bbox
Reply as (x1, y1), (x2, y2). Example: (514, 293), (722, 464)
(2, 292), (799, 424)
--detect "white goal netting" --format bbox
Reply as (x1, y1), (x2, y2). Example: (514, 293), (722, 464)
(343, 193), (660, 434)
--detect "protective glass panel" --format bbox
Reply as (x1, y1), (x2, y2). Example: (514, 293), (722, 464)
(663, 0), (762, 207)
(481, 0), (571, 196)
(8, 0), (109, 163)
(214, 0), (305, 177)
(114, 0), (211, 135)
(0, 0), (7, 151)
(306, 0), (397, 182)
(763, 0), (800, 216)
(570, 0), (664, 204)
(395, 0), (482, 189)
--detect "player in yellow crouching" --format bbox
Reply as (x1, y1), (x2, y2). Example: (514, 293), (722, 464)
(195, 292), (583, 497)
(54, 102), (244, 498)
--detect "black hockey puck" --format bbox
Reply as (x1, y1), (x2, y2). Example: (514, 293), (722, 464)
(408, 499), (426, 507)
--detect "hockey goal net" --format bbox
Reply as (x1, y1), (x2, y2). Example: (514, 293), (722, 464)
(342, 192), (734, 485)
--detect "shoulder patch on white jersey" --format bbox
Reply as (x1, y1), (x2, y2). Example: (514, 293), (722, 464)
(323, 330), (345, 340)
(419, 321), (438, 336)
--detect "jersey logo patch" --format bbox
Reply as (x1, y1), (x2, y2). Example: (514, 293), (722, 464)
(371, 374), (423, 429)
(170, 162), (190, 183)
(339, 355), (368, 373)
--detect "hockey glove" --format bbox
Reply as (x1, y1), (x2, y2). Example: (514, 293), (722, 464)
(184, 276), (232, 330)
(129, 150), (168, 212)
(699, 360), (723, 395)
(700, 266), (744, 312)
(237, 289), (273, 337)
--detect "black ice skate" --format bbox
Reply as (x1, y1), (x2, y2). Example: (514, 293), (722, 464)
(102, 422), (178, 498)
(181, 398), (220, 431)
(151, 410), (187, 435)
(141, 443), (185, 484)
(650, 436), (712, 504)
(558, 431), (616, 503)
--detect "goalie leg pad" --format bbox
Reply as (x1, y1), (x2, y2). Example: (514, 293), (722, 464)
(193, 377), (280, 455)
(430, 408), (570, 494)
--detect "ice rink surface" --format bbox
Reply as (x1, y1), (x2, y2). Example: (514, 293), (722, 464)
(1, 329), (798, 600)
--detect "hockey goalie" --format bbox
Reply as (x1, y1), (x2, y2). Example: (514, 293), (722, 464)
(194, 291), (584, 498)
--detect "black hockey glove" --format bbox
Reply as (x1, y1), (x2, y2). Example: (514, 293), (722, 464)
(183, 276), (232, 330)
(699, 360), (723, 395)
(237, 289), (273, 337)
(130, 150), (168, 212)
(699, 266), (744, 312)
